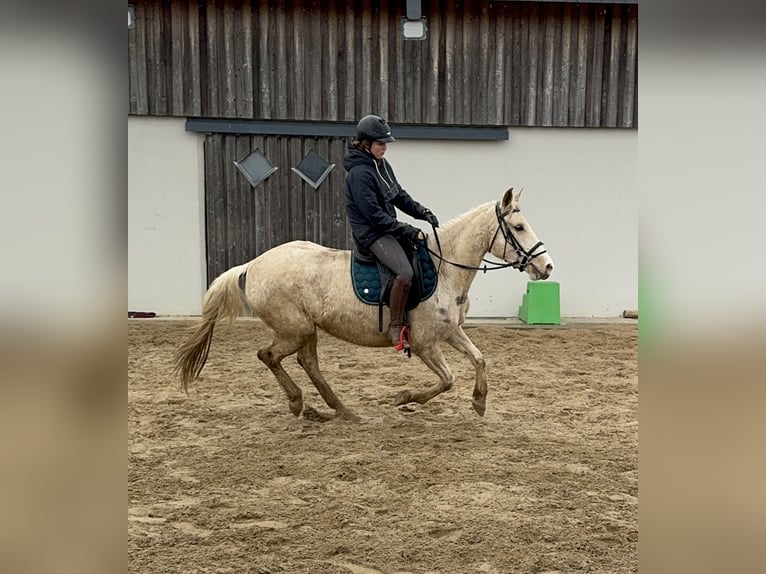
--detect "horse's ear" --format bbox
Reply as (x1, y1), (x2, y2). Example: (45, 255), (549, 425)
(501, 187), (514, 211)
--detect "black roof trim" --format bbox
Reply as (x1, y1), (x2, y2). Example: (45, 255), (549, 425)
(185, 119), (509, 141)
(490, 1), (637, 4)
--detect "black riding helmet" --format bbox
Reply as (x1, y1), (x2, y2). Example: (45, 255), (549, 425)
(356, 115), (395, 143)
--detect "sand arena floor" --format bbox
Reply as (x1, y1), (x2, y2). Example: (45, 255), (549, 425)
(129, 319), (637, 573)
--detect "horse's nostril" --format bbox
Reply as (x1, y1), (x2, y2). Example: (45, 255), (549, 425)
(546, 263), (554, 273)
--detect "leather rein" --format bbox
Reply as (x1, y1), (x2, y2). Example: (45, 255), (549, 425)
(425, 201), (547, 274)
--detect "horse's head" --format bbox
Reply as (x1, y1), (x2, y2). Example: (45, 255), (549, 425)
(489, 187), (554, 280)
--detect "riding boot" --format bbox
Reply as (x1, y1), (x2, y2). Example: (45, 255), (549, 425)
(387, 277), (411, 348)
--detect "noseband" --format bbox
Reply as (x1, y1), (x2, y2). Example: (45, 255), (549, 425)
(426, 202), (547, 274)
(490, 201), (547, 273)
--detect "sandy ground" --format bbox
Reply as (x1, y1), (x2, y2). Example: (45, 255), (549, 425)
(129, 319), (637, 574)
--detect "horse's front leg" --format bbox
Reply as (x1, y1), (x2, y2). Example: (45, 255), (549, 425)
(393, 344), (454, 407)
(446, 327), (487, 416)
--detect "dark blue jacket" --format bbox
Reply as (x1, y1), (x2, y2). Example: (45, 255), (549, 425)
(343, 143), (428, 248)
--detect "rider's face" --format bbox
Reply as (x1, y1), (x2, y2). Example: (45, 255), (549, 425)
(370, 141), (387, 160)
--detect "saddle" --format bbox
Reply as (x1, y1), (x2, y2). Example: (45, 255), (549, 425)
(350, 237), (438, 330)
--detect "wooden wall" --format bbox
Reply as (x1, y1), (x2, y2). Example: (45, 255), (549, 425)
(203, 134), (350, 280)
(128, 0), (638, 128)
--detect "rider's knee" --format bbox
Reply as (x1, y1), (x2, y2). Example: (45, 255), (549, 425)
(397, 267), (414, 284)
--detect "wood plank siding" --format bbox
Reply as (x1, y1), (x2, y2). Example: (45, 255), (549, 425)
(203, 133), (351, 281)
(128, 1), (638, 128)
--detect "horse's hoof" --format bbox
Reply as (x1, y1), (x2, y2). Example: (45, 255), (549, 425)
(472, 398), (486, 417)
(393, 390), (412, 406)
(289, 399), (303, 417)
(336, 409), (360, 422)
(302, 405), (332, 423)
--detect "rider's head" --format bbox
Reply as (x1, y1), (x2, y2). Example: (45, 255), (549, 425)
(356, 115), (395, 144)
(354, 115), (395, 160)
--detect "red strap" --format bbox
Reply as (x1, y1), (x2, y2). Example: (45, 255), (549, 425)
(394, 325), (411, 352)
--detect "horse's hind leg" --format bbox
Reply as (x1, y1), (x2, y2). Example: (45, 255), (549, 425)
(446, 327), (487, 416)
(257, 335), (306, 417)
(296, 335), (356, 420)
(393, 344), (455, 408)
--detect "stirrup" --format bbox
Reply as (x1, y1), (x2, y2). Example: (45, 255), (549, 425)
(394, 325), (411, 357)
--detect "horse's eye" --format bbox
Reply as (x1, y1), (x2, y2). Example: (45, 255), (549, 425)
(514, 224), (524, 232)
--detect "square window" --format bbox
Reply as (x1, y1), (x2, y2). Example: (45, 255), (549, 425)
(234, 148), (278, 187)
(290, 149), (335, 189)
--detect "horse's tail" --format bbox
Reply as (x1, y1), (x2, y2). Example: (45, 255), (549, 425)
(173, 262), (250, 392)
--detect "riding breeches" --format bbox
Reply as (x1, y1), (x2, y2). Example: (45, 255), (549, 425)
(368, 235), (413, 284)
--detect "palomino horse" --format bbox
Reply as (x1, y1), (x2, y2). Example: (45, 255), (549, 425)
(174, 187), (554, 418)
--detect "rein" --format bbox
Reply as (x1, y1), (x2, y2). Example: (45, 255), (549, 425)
(426, 202), (547, 274)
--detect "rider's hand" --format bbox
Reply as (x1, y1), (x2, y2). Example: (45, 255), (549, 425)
(402, 224), (423, 242)
(423, 210), (440, 228)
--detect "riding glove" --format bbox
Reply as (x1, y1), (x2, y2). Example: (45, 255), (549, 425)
(423, 210), (440, 228)
(401, 224), (423, 242)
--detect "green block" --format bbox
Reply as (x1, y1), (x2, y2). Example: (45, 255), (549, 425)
(518, 281), (560, 324)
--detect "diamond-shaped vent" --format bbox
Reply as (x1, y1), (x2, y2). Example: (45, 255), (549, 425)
(290, 149), (335, 190)
(233, 148), (278, 187)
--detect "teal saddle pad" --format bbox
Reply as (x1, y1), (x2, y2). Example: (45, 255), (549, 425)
(350, 240), (438, 308)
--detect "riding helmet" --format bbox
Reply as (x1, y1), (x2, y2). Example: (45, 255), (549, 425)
(356, 115), (395, 143)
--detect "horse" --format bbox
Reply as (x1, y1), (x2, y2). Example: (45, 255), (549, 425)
(174, 187), (554, 418)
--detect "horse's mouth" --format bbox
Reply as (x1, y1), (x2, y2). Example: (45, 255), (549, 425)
(528, 264), (550, 281)
(526, 264), (540, 280)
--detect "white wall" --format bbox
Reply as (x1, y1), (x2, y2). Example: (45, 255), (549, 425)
(128, 117), (205, 315)
(388, 128), (637, 317)
(127, 121), (636, 317)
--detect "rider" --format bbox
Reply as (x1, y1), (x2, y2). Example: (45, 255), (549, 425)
(343, 114), (440, 350)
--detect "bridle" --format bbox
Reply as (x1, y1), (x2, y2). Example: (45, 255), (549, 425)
(490, 201), (547, 272)
(426, 201), (547, 274)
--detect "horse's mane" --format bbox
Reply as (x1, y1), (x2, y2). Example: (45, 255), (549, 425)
(424, 201), (494, 269)
(438, 200), (494, 232)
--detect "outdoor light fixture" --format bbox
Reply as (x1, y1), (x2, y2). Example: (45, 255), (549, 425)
(402, 0), (426, 40)
(402, 18), (427, 40)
